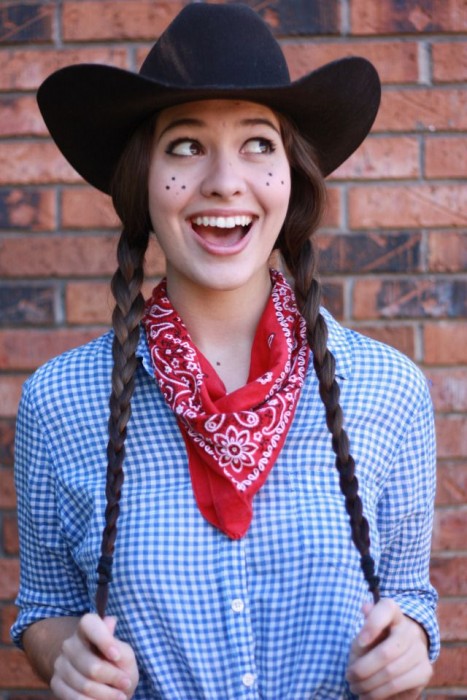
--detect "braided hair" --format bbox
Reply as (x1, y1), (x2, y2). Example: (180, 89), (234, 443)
(96, 117), (154, 617)
(95, 110), (380, 618)
(277, 114), (380, 601)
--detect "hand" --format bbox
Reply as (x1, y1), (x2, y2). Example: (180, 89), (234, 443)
(346, 599), (432, 700)
(50, 613), (139, 699)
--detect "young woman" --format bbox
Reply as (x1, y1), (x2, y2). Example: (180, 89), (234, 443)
(12, 4), (438, 699)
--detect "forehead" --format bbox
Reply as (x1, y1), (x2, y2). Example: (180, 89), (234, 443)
(155, 99), (281, 132)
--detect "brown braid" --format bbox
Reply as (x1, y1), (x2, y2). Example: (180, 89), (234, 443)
(96, 117), (154, 617)
(277, 114), (381, 601)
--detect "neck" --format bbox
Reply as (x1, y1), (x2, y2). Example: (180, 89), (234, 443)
(165, 270), (273, 392)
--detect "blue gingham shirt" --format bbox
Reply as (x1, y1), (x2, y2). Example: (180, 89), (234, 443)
(12, 308), (439, 699)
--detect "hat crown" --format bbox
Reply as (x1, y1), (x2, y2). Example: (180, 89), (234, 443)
(140, 3), (290, 89)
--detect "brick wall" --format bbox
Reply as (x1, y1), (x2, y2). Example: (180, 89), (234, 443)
(0, 0), (466, 696)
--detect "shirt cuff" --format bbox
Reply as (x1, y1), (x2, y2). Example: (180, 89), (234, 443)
(393, 594), (440, 663)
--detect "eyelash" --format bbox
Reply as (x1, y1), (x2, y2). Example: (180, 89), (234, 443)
(165, 137), (277, 157)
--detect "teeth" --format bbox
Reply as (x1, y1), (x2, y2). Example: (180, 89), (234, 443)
(192, 215), (252, 228)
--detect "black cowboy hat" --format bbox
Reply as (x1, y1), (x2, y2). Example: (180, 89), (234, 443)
(37, 3), (381, 194)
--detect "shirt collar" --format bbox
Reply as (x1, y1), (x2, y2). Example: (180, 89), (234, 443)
(136, 327), (155, 377)
(319, 308), (352, 381)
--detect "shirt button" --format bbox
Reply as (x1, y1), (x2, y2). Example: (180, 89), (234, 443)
(231, 598), (245, 613)
(242, 672), (255, 687)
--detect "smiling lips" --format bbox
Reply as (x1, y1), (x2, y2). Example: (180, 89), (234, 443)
(190, 214), (254, 249)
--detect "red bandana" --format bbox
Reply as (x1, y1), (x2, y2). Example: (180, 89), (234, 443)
(142, 269), (309, 539)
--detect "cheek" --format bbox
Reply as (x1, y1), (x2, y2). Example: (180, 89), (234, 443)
(262, 167), (291, 215)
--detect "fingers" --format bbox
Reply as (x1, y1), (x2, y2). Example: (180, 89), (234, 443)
(50, 614), (136, 700)
(78, 614), (123, 664)
(357, 599), (403, 649)
(347, 601), (432, 700)
(348, 637), (431, 698)
(51, 661), (130, 700)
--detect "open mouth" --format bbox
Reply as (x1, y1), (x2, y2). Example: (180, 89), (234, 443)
(190, 215), (254, 247)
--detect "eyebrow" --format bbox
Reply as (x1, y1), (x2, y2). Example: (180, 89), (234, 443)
(157, 116), (280, 140)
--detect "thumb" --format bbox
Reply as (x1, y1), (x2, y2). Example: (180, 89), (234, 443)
(103, 615), (118, 636)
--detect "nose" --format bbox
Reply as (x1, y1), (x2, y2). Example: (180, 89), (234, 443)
(200, 150), (247, 199)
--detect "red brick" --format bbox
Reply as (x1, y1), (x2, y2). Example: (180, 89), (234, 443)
(0, 3), (53, 44)
(0, 418), (15, 467)
(0, 190), (56, 231)
(436, 462), (467, 506)
(66, 281), (114, 325)
(3, 514), (19, 555)
(0, 647), (47, 688)
(331, 136), (420, 180)
(435, 416), (467, 459)
(430, 555), (467, 596)
(321, 187), (341, 228)
(430, 646), (467, 686)
(424, 323), (467, 365)
(0, 603), (18, 644)
(0, 234), (116, 277)
(428, 231), (467, 273)
(0, 47), (128, 91)
(0, 375), (27, 418)
(425, 137), (467, 179)
(374, 89), (467, 132)
(353, 279), (466, 320)
(317, 232), (422, 274)
(348, 324), (415, 358)
(0, 284), (56, 326)
(61, 188), (120, 229)
(283, 41), (419, 84)
(0, 329), (102, 371)
(438, 600), (467, 642)
(427, 369), (467, 413)
(0, 142), (81, 186)
(348, 184), (467, 229)
(351, 0), (467, 34)
(0, 467), (16, 508)
(321, 282), (344, 320)
(0, 96), (47, 137)
(433, 42), (467, 83)
(0, 234), (165, 278)
(0, 558), (19, 600)
(62, 0), (186, 41)
(432, 507), (467, 551)
(66, 278), (161, 325)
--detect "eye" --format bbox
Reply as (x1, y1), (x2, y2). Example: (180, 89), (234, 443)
(166, 138), (203, 157)
(242, 137), (276, 155)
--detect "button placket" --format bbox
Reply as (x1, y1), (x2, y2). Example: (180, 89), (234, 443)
(231, 597), (245, 613)
(220, 538), (259, 696)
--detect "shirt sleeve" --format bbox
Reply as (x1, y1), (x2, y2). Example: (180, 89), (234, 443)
(376, 374), (440, 662)
(10, 382), (90, 648)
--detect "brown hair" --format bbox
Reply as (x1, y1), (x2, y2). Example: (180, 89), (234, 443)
(277, 115), (380, 601)
(95, 109), (380, 618)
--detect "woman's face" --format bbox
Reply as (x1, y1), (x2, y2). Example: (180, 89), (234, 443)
(148, 99), (291, 302)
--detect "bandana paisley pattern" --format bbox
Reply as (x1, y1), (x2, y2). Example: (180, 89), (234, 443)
(142, 269), (310, 539)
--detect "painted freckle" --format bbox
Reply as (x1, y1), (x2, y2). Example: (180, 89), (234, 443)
(165, 185), (170, 190)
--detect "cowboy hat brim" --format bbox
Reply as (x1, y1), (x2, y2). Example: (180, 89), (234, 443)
(38, 56), (380, 194)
